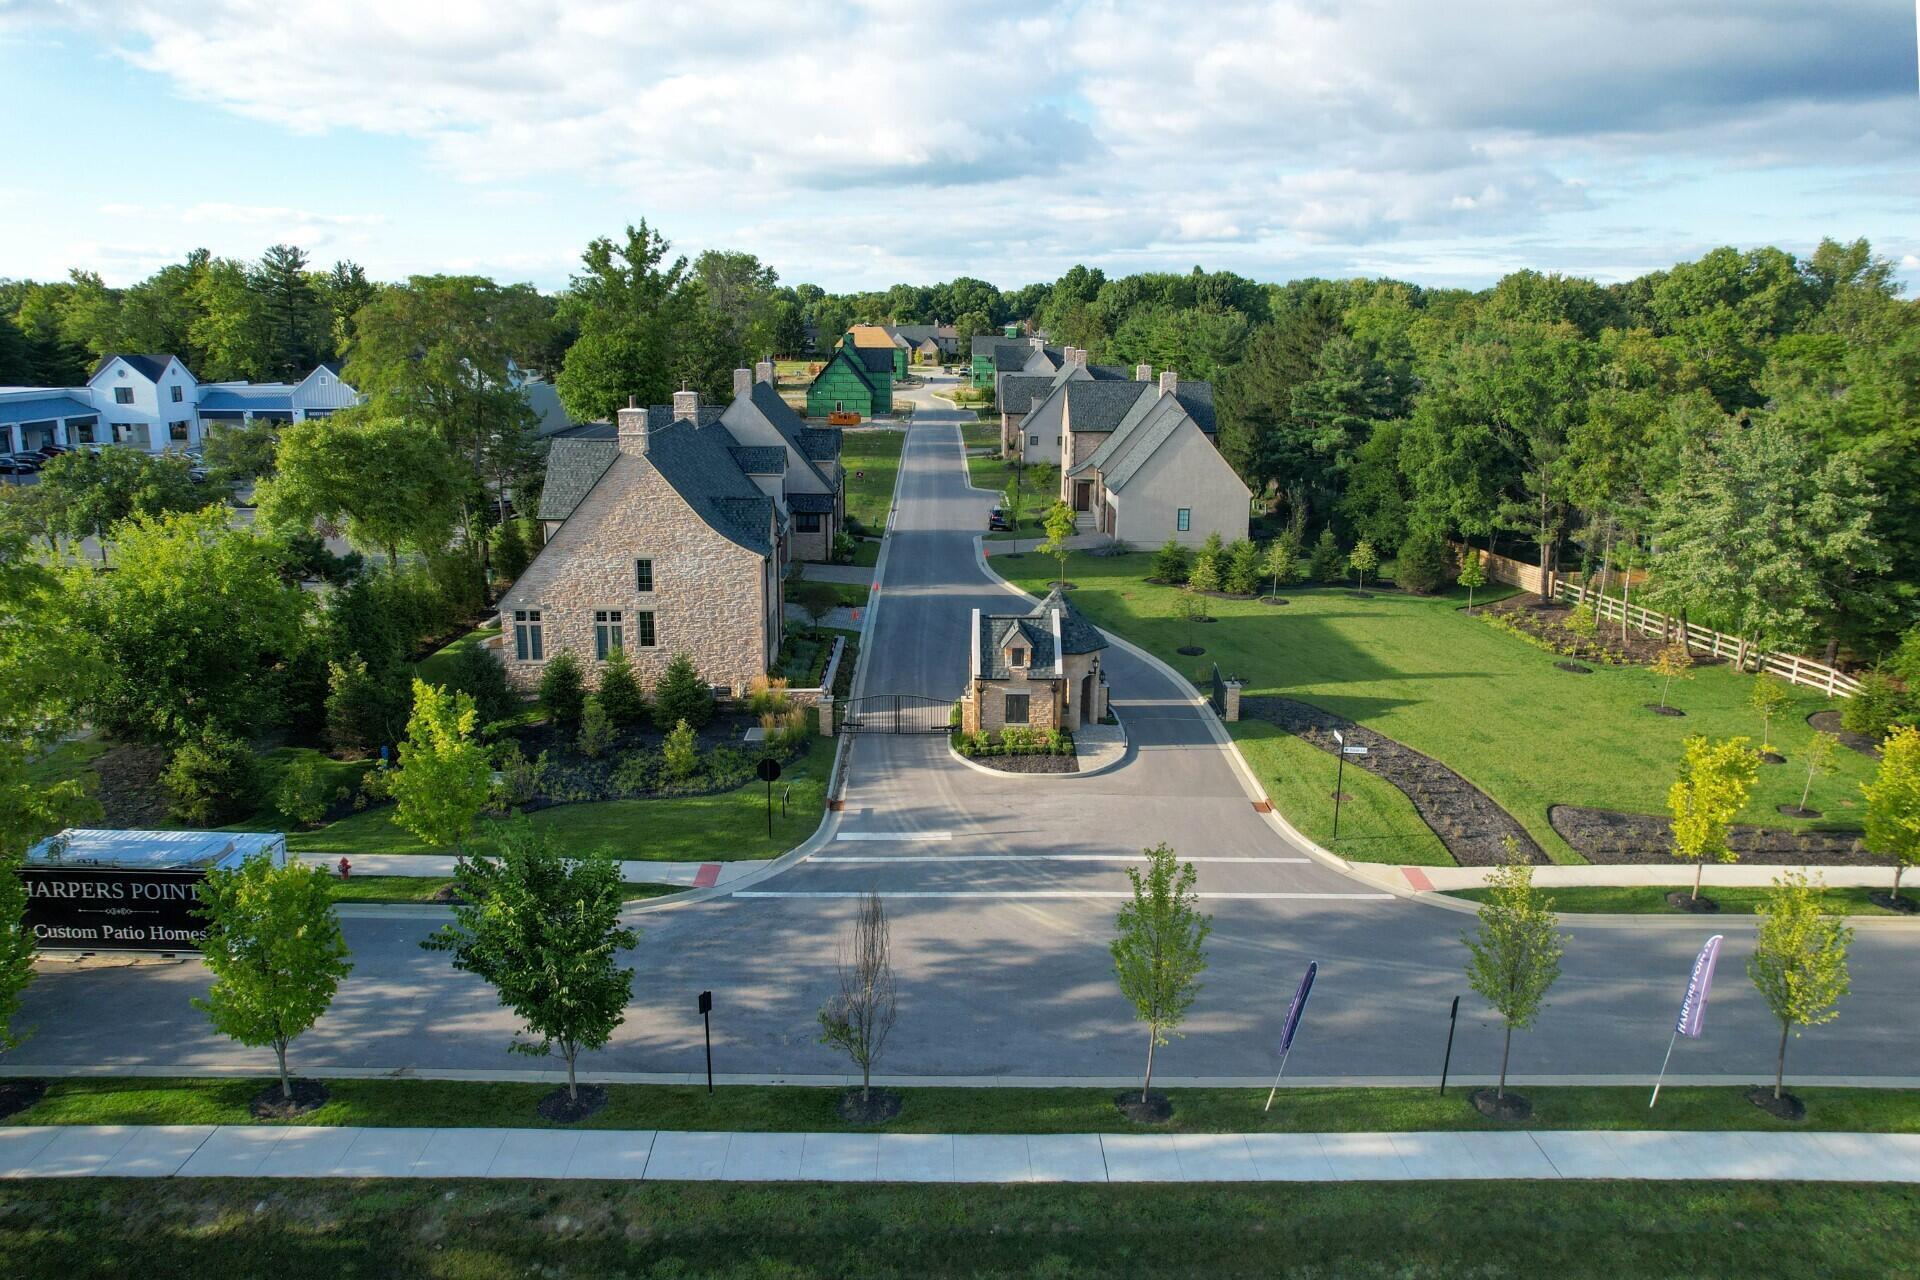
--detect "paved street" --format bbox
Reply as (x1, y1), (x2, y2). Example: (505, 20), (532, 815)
(9, 375), (1920, 1086)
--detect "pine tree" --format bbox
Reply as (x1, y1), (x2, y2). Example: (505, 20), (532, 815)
(539, 651), (587, 728)
(653, 653), (715, 730)
(594, 648), (647, 726)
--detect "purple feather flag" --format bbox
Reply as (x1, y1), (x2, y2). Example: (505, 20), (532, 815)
(1280, 962), (1316, 1055)
(1674, 935), (1724, 1039)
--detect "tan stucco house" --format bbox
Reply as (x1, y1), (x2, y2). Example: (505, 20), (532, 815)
(960, 587), (1110, 735)
(497, 368), (842, 698)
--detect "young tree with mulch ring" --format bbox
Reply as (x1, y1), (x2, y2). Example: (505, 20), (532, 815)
(1041, 499), (1076, 589)
(1348, 539), (1378, 593)
(1462, 847), (1564, 1119)
(194, 857), (352, 1113)
(1457, 550), (1486, 615)
(817, 890), (899, 1120)
(1111, 843), (1211, 1119)
(423, 818), (636, 1118)
(390, 680), (492, 856)
(790, 578), (840, 629)
(1262, 536), (1296, 601)
(1667, 735), (1760, 907)
(1750, 675), (1792, 759)
(1650, 643), (1694, 714)
(1747, 870), (1851, 1118)
(1860, 725), (1920, 908)
(1789, 730), (1839, 818)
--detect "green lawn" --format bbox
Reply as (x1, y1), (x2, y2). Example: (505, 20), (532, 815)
(1447, 884), (1907, 916)
(272, 732), (831, 861)
(414, 624), (498, 687)
(1004, 553), (1878, 864)
(841, 429), (904, 532)
(966, 453), (1055, 538)
(24, 736), (110, 790)
(960, 422), (1000, 450)
(324, 876), (679, 904)
(7, 1180), (1907, 1280)
(845, 536), (881, 567)
(14, 1078), (1918, 1134)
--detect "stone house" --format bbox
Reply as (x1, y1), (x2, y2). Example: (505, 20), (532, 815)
(497, 387), (787, 698)
(1061, 368), (1249, 548)
(719, 363), (846, 562)
(960, 587), (1110, 735)
(998, 348), (1136, 462)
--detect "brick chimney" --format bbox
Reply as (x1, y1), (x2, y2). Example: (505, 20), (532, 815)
(732, 367), (752, 400)
(1135, 363), (1152, 382)
(672, 386), (700, 421)
(617, 396), (650, 457)
(1159, 369), (1178, 397)
(1073, 347), (1088, 368)
(754, 360), (774, 384)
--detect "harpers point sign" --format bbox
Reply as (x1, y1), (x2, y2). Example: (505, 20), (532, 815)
(20, 867), (210, 951)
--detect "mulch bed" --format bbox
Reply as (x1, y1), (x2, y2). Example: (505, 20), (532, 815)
(1759, 751), (1787, 765)
(1747, 1087), (1806, 1122)
(1260, 597), (1290, 606)
(1470, 1089), (1531, 1121)
(968, 753), (1078, 774)
(1646, 704), (1686, 717)
(1241, 697), (1546, 866)
(838, 1088), (904, 1125)
(1666, 892), (1721, 913)
(250, 1079), (330, 1120)
(1550, 805), (1870, 866)
(1482, 596), (1683, 666)
(1115, 1090), (1174, 1124)
(1868, 892), (1919, 914)
(1555, 662), (1593, 674)
(1808, 711), (1881, 759)
(1777, 804), (1820, 818)
(537, 1085), (609, 1124)
(1177, 646), (1206, 656)
(93, 743), (171, 827)
(0, 1079), (46, 1121)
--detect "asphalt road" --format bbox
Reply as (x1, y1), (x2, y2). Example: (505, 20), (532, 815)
(10, 377), (1920, 1086)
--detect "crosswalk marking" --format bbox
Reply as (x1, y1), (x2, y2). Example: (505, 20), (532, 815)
(810, 855), (1312, 864)
(734, 891), (1394, 901)
(834, 832), (953, 842)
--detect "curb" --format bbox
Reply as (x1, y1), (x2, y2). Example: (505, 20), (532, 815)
(944, 712), (1132, 782)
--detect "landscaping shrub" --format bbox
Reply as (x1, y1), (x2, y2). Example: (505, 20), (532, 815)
(273, 756), (330, 828)
(1394, 527), (1452, 595)
(610, 748), (659, 795)
(653, 652), (715, 730)
(163, 732), (259, 826)
(491, 517), (532, 583)
(577, 697), (615, 760)
(451, 640), (516, 725)
(325, 655), (408, 756)
(491, 741), (542, 808)
(1308, 527), (1344, 582)
(663, 718), (699, 781)
(1224, 539), (1262, 595)
(594, 649), (647, 726)
(1842, 671), (1911, 740)
(1152, 539), (1192, 585)
(539, 651), (587, 728)
(1187, 554), (1223, 594)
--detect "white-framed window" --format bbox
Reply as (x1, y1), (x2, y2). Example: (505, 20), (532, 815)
(1176, 508), (1191, 532)
(594, 610), (623, 659)
(319, 374), (331, 386)
(1003, 692), (1030, 724)
(633, 610), (657, 648)
(1008, 646), (1027, 669)
(634, 558), (654, 593)
(114, 386), (134, 405)
(1029, 434), (1039, 446)
(512, 609), (543, 661)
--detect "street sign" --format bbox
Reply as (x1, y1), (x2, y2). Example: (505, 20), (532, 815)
(756, 758), (783, 784)
(698, 990), (713, 1015)
(698, 990), (715, 1093)
(1332, 729), (1344, 745)
(1341, 745), (1369, 755)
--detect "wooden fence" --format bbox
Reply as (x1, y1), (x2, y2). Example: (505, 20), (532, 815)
(1555, 582), (1862, 698)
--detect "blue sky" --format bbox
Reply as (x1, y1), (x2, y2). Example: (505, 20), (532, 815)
(3, 1), (1916, 295)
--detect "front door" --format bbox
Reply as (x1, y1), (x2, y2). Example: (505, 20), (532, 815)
(1073, 481), (1091, 512)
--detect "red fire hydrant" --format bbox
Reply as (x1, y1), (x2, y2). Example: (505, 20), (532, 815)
(337, 856), (352, 880)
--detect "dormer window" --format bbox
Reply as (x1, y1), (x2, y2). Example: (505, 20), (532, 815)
(1007, 646), (1028, 669)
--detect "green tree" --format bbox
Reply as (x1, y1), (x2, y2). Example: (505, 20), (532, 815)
(1261, 536), (1296, 598)
(1308, 527), (1343, 581)
(1651, 643), (1694, 710)
(194, 857), (352, 1100)
(258, 414), (467, 570)
(593, 648), (646, 726)
(200, 420), (282, 488)
(324, 655), (408, 755)
(539, 651), (587, 728)
(1457, 549), (1487, 614)
(1795, 730), (1839, 816)
(1463, 852), (1565, 1101)
(817, 890), (898, 1107)
(1747, 871), (1852, 1102)
(1749, 676), (1792, 753)
(1110, 843), (1211, 1105)
(423, 818), (637, 1103)
(73, 507), (308, 743)
(1001, 472), (1024, 534)
(491, 516), (532, 583)
(35, 448), (204, 557)
(450, 641), (515, 726)
(1152, 539), (1192, 585)
(577, 697), (614, 760)
(663, 718), (699, 782)
(1223, 539), (1262, 596)
(555, 223), (693, 422)
(389, 680), (491, 854)
(1348, 539), (1379, 591)
(1860, 725), (1920, 903)
(162, 731), (259, 825)
(1668, 735), (1761, 901)
(1040, 499), (1076, 587)
(1186, 551), (1222, 594)
(790, 578), (839, 627)
(652, 652), (714, 730)
(251, 243), (325, 378)
(273, 756), (329, 829)
(1393, 526), (1451, 594)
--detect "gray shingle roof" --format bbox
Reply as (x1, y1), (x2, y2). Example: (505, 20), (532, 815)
(789, 491), (836, 514)
(1059, 380), (1152, 433)
(538, 438), (619, 520)
(853, 345), (895, 374)
(1172, 382), (1217, 433)
(975, 586), (1105, 680)
(730, 445), (787, 475)
(1088, 364), (1134, 381)
(798, 428), (842, 463)
(999, 374), (1056, 416)
(748, 381), (841, 482)
(92, 353), (176, 382)
(1074, 393), (1198, 492)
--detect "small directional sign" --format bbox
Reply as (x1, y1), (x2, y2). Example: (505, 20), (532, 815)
(1341, 745), (1369, 756)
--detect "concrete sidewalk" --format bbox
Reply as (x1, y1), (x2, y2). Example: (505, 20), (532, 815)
(5, 1123), (1917, 1183)
(1366, 862), (1911, 894)
(295, 853), (760, 889)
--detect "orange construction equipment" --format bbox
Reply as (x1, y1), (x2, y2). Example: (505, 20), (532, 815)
(826, 410), (861, 426)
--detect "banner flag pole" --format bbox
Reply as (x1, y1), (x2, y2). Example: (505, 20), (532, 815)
(1264, 962), (1317, 1114)
(1650, 934), (1724, 1110)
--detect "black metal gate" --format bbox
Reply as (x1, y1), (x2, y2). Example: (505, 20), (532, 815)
(839, 694), (954, 734)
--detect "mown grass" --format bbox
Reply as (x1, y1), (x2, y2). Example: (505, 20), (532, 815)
(841, 428), (904, 532)
(1447, 884), (1909, 916)
(6, 1179), (1910, 1280)
(322, 876), (679, 904)
(965, 453), (1057, 538)
(413, 624), (499, 688)
(13, 1079), (1918, 1135)
(1005, 553), (1877, 864)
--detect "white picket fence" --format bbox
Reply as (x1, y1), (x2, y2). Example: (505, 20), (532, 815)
(1555, 582), (1863, 699)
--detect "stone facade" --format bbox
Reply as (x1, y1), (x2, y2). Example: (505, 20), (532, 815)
(962, 649), (1107, 735)
(496, 442), (779, 698)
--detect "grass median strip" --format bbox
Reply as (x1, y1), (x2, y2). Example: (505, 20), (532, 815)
(10, 1079), (1918, 1134)
(1445, 885), (1910, 916)
(325, 877), (679, 905)
(2, 1179), (1912, 1278)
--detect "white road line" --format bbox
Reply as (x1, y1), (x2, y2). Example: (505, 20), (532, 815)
(809, 855), (1312, 864)
(733, 891), (1394, 901)
(833, 832), (953, 842)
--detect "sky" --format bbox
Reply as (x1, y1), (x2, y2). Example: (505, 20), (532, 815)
(2, 0), (1917, 295)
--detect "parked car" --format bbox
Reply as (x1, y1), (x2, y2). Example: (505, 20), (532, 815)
(35, 442), (70, 458)
(0, 456), (38, 476)
(987, 505), (1011, 531)
(2, 453), (42, 473)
